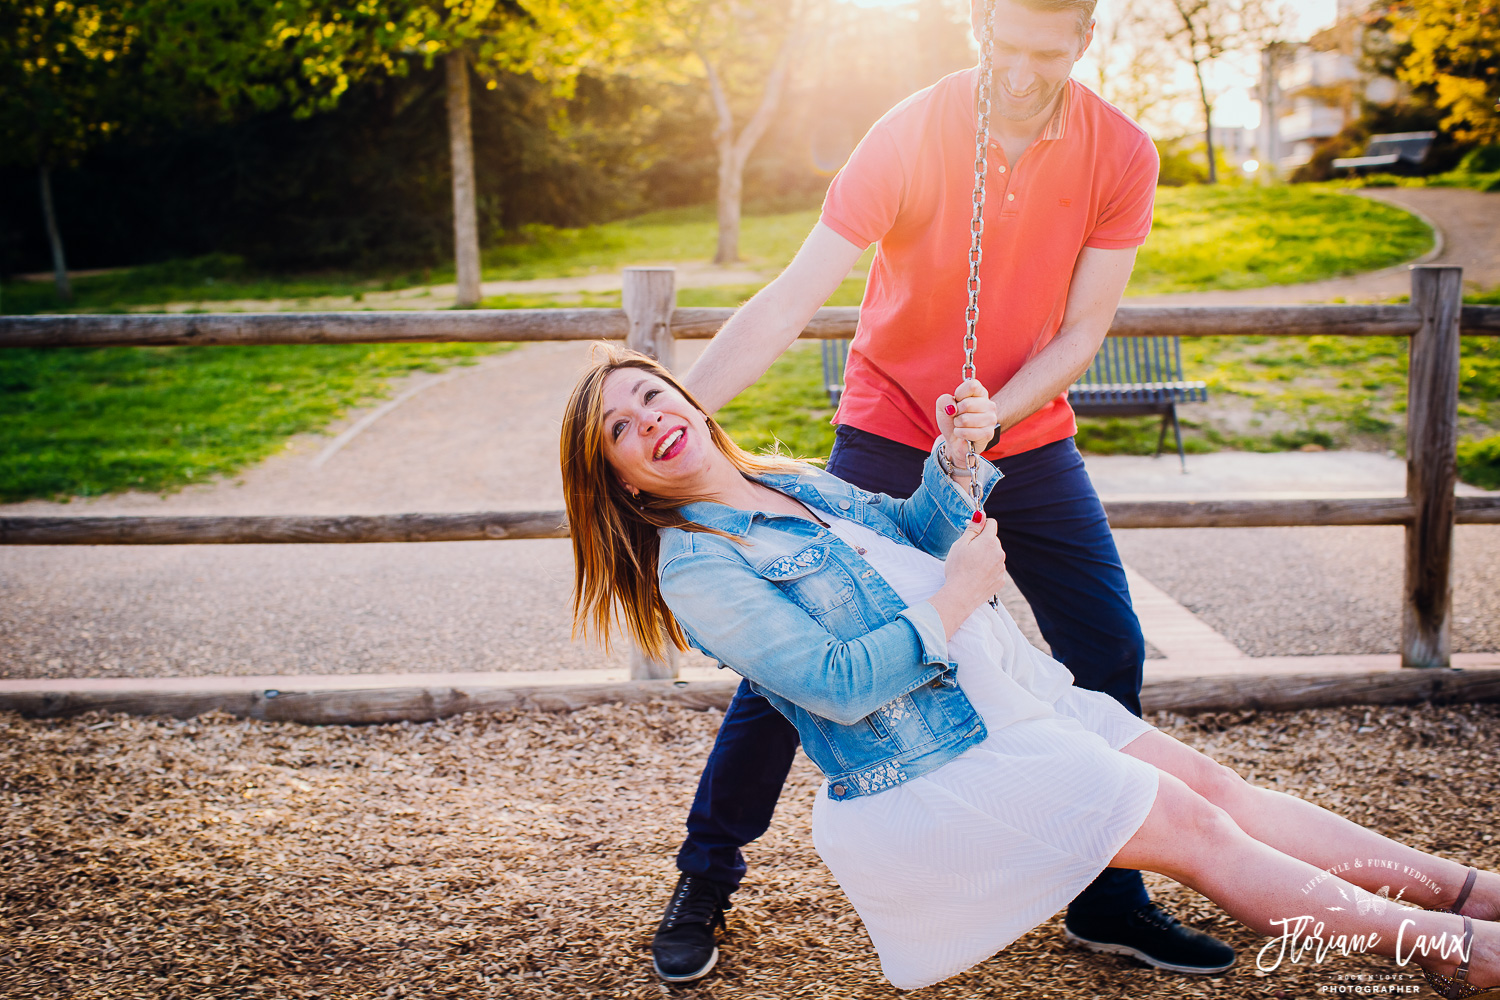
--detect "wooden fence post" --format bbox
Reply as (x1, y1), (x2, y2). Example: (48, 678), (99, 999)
(623, 267), (677, 370)
(1402, 266), (1463, 669)
(622, 267), (679, 680)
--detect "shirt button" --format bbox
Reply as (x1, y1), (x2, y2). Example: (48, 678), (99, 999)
(997, 164), (1007, 173)
(839, 500), (851, 510)
(1006, 192), (1015, 201)
(832, 784), (846, 797)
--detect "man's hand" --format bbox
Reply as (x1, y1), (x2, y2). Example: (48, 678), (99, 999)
(935, 378), (998, 479)
(683, 222), (865, 413)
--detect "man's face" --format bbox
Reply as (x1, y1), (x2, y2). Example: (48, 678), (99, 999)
(970, 0), (1094, 123)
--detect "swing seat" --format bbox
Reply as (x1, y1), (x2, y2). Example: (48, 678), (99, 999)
(1067, 335), (1207, 472)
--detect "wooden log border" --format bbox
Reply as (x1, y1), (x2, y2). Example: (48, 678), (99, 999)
(4, 496), (1498, 546)
(3, 668), (1497, 725)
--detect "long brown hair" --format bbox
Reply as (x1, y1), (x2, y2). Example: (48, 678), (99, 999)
(560, 344), (806, 662)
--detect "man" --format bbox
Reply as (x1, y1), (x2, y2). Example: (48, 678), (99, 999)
(652, 0), (1236, 983)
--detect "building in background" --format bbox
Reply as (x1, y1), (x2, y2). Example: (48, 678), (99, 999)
(1256, 0), (1401, 174)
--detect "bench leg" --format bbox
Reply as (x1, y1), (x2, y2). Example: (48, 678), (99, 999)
(1155, 410), (1170, 458)
(1169, 403), (1187, 473)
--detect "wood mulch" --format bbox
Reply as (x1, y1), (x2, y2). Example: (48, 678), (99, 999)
(2, 702), (1497, 999)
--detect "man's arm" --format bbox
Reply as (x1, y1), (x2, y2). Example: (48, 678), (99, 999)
(683, 222), (866, 413)
(989, 245), (1138, 435)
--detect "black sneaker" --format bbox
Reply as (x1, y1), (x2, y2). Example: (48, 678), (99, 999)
(1064, 903), (1236, 974)
(651, 873), (733, 983)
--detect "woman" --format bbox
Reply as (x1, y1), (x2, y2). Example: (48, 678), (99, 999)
(560, 345), (1499, 995)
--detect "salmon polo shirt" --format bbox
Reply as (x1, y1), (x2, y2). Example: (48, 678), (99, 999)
(820, 70), (1159, 459)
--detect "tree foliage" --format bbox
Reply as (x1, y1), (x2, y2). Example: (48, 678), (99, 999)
(0, 1), (139, 169)
(1386, 0), (1500, 146)
(0, 0), (977, 276)
(1152, 0), (1283, 183)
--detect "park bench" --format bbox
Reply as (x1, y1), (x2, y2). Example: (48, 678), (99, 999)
(819, 334), (1207, 470)
(1332, 130), (1437, 173)
(1067, 335), (1207, 472)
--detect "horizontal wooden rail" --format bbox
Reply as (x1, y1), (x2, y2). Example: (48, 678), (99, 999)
(0, 510), (570, 545)
(5, 304), (1499, 349)
(3, 496), (1497, 545)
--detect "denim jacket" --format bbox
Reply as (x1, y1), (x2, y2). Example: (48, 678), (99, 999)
(657, 444), (1002, 801)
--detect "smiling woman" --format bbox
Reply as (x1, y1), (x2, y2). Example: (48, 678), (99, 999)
(559, 344), (807, 662)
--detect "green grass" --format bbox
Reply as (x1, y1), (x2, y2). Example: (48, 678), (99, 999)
(1126, 185), (1433, 295)
(714, 343), (838, 460)
(0, 342), (507, 502)
(0, 254), (442, 316)
(4, 184), (1431, 315)
(1071, 315), (1500, 484)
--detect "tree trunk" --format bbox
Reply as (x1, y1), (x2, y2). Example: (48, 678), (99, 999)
(1192, 57), (1218, 184)
(445, 50), (482, 308)
(38, 165), (72, 303)
(700, 31), (797, 265)
(714, 144), (743, 265)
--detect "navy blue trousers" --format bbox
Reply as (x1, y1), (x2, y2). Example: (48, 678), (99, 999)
(675, 427), (1151, 917)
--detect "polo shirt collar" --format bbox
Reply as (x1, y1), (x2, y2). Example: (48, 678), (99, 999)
(1039, 79), (1072, 141)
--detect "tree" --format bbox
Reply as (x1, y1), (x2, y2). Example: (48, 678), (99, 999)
(1086, 0), (1184, 134)
(634, 0), (804, 264)
(263, 0), (622, 306)
(1387, 0), (1500, 147)
(0, 1), (138, 301)
(1154, 0), (1282, 183)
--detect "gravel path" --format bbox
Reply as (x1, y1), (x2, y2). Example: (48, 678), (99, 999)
(3, 189), (1498, 680)
(5, 701), (1497, 999)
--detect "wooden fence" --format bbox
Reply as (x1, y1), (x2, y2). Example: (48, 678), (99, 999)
(3, 265), (1498, 677)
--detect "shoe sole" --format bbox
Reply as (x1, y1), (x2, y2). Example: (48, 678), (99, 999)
(653, 946), (719, 984)
(1064, 928), (1235, 975)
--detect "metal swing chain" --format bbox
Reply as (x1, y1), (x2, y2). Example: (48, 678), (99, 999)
(966, 0), (999, 609)
(963, 0), (996, 516)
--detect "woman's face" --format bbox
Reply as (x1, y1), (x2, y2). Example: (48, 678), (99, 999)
(599, 367), (717, 499)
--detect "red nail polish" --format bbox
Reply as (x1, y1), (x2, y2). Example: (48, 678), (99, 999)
(972, 510), (984, 524)
(945, 404), (956, 416)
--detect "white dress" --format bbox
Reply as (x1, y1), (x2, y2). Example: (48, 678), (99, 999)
(811, 515), (1160, 990)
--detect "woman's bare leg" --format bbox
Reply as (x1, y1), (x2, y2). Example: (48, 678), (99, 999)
(1112, 771), (1500, 984)
(1121, 729), (1500, 921)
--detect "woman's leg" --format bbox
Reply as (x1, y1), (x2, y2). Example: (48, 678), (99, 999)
(1119, 730), (1500, 921)
(1112, 770), (1500, 984)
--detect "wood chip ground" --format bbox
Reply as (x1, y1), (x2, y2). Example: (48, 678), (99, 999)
(3, 702), (1497, 999)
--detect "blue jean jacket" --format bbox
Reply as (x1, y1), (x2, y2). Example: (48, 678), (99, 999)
(657, 444), (1002, 801)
